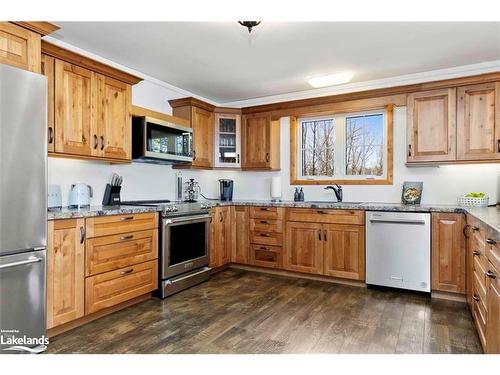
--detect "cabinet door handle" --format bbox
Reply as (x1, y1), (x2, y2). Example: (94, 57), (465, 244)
(121, 216), (134, 221)
(323, 230), (327, 241)
(472, 294), (480, 302)
(100, 136), (105, 150)
(486, 270), (497, 279)
(193, 150), (196, 161)
(48, 127), (54, 144)
(265, 152), (270, 162)
(120, 235), (134, 241)
(79, 226), (85, 244)
(93, 134), (98, 149)
(473, 250), (481, 256)
(408, 144), (412, 157)
(486, 238), (497, 245)
(497, 139), (500, 153)
(219, 212), (223, 222)
(463, 224), (470, 238)
(318, 229), (322, 241)
(237, 154), (240, 163)
(121, 268), (134, 275)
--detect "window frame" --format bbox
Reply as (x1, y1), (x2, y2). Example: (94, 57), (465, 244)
(290, 104), (394, 185)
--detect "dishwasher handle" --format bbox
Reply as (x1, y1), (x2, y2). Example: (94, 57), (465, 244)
(369, 218), (426, 225)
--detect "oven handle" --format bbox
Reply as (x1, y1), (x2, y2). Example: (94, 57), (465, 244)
(163, 214), (212, 225)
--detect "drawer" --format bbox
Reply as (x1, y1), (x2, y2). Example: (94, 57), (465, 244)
(286, 208), (364, 225)
(469, 218), (487, 243)
(251, 231), (283, 246)
(473, 255), (487, 286)
(85, 260), (158, 314)
(473, 268), (487, 303)
(86, 229), (158, 276)
(86, 212), (158, 238)
(472, 298), (487, 350)
(250, 218), (283, 233)
(249, 207), (284, 220)
(251, 244), (282, 269)
(486, 231), (500, 272)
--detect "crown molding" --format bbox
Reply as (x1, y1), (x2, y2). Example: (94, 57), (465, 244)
(224, 60), (500, 109)
(12, 21), (60, 36)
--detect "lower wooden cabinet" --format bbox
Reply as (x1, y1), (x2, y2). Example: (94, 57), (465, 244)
(486, 265), (500, 353)
(47, 219), (85, 329)
(431, 213), (466, 293)
(285, 222), (323, 274)
(210, 206), (232, 268)
(232, 206), (249, 264)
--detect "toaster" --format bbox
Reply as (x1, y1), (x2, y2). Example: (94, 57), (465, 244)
(48, 184), (62, 209)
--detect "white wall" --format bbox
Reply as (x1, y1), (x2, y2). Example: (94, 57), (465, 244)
(48, 44), (499, 207)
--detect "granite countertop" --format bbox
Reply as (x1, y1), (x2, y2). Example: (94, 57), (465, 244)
(47, 200), (499, 235)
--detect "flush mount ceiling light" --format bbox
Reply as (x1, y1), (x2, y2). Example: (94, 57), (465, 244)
(238, 21), (261, 33)
(308, 71), (354, 88)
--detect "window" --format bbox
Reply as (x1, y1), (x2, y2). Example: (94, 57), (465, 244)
(292, 107), (393, 185)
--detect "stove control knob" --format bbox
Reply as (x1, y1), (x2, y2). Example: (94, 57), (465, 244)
(171, 206), (179, 212)
(164, 206), (172, 212)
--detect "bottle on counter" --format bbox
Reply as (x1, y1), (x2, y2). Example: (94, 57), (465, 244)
(299, 188), (305, 201)
(294, 187), (299, 202)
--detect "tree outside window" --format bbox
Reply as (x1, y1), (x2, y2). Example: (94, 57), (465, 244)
(301, 118), (335, 177)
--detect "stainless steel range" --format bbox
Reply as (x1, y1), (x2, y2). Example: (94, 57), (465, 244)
(122, 200), (212, 298)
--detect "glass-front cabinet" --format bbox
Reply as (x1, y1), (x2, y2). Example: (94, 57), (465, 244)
(214, 113), (241, 168)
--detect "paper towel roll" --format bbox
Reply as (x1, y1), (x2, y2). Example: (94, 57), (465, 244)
(271, 176), (282, 200)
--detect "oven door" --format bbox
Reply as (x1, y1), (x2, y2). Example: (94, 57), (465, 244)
(162, 214), (210, 279)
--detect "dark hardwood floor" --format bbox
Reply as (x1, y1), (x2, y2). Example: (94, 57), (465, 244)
(46, 268), (482, 354)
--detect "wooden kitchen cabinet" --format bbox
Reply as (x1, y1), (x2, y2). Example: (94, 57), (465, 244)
(210, 206), (232, 268)
(232, 206), (250, 264)
(486, 263), (500, 354)
(323, 224), (365, 281)
(431, 213), (466, 293)
(41, 54), (55, 153)
(457, 82), (500, 161)
(241, 113), (280, 170)
(407, 88), (457, 163)
(47, 219), (85, 329)
(54, 59), (94, 156)
(0, 22), (41, 73)
(284, 222), (323, 274)
(95, 74), (132, 160)
(214, 113), (242, 168)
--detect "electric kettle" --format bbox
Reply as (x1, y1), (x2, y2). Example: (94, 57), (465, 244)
(68, 183), (93, 208)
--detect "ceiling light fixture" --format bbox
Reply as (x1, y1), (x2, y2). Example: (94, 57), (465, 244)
(238, 21), (261, 33)
(308, 71), (354, 88)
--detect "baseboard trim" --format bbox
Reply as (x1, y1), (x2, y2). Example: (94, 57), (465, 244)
(229, 264), (366, 287)
(431, 290), (466, 302)
(47, 294), (152, 338)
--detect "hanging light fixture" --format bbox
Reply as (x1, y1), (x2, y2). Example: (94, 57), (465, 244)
(238, 21), (261, 33)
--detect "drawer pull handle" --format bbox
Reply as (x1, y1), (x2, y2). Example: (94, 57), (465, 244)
(259, 233), (270, 237)
(259, 246), (269, 251)
(472, 294), (480, 302)
(120, 235), (134, 240)
(259, 220), (269, 224)
(323, 230), (327, 241)
(486, 238), (497, 245)
(121, 216), (134, 221)
(486, 270), (497, 279)
(260, 208), (270, 211)
(473, 250), (481, 256)
(121, 268), (134, 275)
(472, 226), (480, 232)
(317, 210), (328, 214)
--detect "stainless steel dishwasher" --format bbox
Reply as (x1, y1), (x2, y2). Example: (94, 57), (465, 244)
(365, 211), (431, 292)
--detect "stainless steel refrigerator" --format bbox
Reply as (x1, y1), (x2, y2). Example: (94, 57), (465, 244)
(0, 64), (47, 353)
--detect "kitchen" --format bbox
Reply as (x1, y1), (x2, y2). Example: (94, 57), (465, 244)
(1, 4), (500, 372)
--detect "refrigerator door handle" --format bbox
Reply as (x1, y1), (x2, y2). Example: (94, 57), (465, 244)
(0, 256), (43, 270)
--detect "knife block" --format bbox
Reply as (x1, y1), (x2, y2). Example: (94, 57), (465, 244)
(102, 184), (121, 206)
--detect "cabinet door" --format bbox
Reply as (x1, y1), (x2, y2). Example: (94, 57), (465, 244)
(232, 206), (249, 264)
(486, 265), (500, 354)
(0, 22), (40, 73)
(54, 59), (94, 156)
(47, 219), (85, 329)
(284, 222), (323, 274)
(214, 113), (241, 168)
(95, 74), (132, 160)
(407, 88), (456, 162)
(242, 113), (272, 168)
(210, 207), (231, 267)
(41, 54), (55, 153)
(457, 82), (500, 161)
(209, 209), (219, 268)
(431, 213), (465, 293)
(323, 224), (365, 281)
(191, 106), (213, 168)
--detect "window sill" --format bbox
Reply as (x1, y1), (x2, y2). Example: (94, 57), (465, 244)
(291, 177), (393, 185)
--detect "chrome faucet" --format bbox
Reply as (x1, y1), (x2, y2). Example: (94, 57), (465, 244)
(324, 184), (343, 202)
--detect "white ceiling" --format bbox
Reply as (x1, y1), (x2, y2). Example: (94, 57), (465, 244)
(52, 22), (500, 104)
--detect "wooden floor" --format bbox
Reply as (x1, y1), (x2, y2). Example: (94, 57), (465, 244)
(46, 268), (482, 354)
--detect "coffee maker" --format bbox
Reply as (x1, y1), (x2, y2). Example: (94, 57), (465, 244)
(219, 179), (234, 201)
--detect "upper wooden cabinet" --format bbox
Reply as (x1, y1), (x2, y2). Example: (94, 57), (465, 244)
(407, 88), (457, 163)
(241, 113), (280, 170)
(431, 213), (465, 293)
(457, 82), (500, 161)
(169, 97), (215, 168)
(214, 112), (242, 168)
(47, 219), (85, 329)
(42, 41), (142, 162)
(0, 22), (40, 73)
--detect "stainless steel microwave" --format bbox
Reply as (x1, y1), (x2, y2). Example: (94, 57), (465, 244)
(132, 116), (193, 164)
